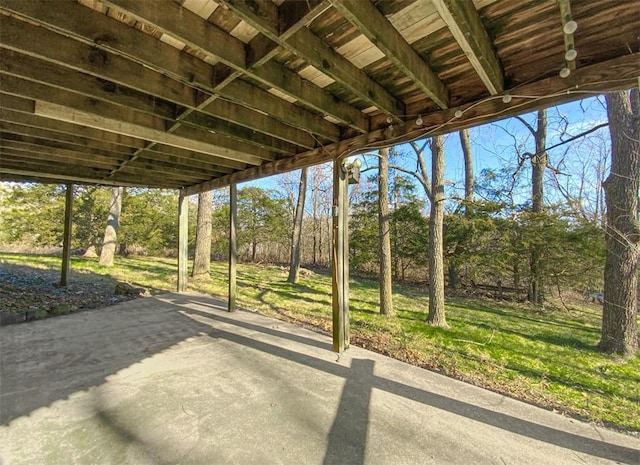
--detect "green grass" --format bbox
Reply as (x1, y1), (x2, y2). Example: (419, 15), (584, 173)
(2, 252), (639, 432)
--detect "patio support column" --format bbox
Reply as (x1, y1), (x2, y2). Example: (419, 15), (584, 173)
(228, 183), (237, 312)
(60, 183), (73, 287)
(332, 159), (350, 352)
(177, 189), (188, 292)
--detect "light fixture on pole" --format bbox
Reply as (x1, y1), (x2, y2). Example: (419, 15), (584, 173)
(342, 157), (362, 184)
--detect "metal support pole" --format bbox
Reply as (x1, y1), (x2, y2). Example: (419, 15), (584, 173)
(332, 160), (350, 352)
(228, 183), (237, 312)
(177, 190), (188, 292)
(60, 183), (73, 287)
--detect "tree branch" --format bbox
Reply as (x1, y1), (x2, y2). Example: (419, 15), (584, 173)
(389, 164), (431, 200)
(544, 122), (609, 152)
(514, 115), (536, 137)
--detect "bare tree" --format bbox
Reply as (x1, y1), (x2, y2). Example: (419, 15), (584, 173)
(192, 191), (212, 278)
(515, 109), (547, 305)
(599, 89), (639, 356)
(310, 164), (333, 267)
(311, 166), (321, 266)
(390, 139), (447, 325)
(378, 148), (394, 316)
(288, 167), (308, 283)
(448, 129), (475, 290)
(460, 128), (475, 203)
(99, 186), (123, 266)
(426, 135), (448, 327)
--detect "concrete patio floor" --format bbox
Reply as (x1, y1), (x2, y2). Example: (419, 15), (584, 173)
(0, 293), (638, 465)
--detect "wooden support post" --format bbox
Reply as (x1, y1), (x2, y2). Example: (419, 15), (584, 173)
(332, 159), (350, 352)
(59, 183), (73, 287)
(177, 190), (188, 292)
(228, 183), (238, 312)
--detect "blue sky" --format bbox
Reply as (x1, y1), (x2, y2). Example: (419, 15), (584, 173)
(242, 96), (610, 211)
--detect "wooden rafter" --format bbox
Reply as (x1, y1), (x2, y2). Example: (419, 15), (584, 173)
(0, 3), (328, 147)
(97, 0), (366, 132)
(184, 52), (639, 196)
(0, 0), (637, 190)
(330, 0), (449, 109)
(432, 0), (504, 95)
(219, 0), (406, 119)
(32, 99), (265, 165)
(244, 0), (329, 67)
(0, 101), (245, 173)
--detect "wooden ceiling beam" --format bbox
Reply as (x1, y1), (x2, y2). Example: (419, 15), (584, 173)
(330, 0), (449, 109)
(0, 121), (136, 156)
(219, 0), (405, 119)
(184, 52), (639, 196)
(1, 148), (207, 184)
(0, 111), (242, 174)
(147, 145), (242, 172)
(0, 122), (234, 178)
(0, 48), (176, 120)
(0, 13), (197, 109)
(0, 172), (131, 187)
(100, 0), (246, 70)
(251, 61), (368, 133)
(0, 133), (129, 160)
(94, 0), (361, 134)
(0, 159), (112, 180)
(180, 112), (300, 155)
(0, 145), (121, 169)
(195, 97), (316, 150)
(0, 105), (148, 150)
(244, 0), (328, 67)
(284, 35), (398, 114)
(124, 157), (229, 179)
(0, 18), (311, 152)
(218, 79), (334, 144)
(1, 75), (269, 165)
(432, 0), (504, 95)
(0, 0), (333, 144)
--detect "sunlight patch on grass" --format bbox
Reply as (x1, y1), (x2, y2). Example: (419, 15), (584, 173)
(2, 253), (638, 432)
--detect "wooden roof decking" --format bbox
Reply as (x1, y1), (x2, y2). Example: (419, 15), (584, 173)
(0, 0), (638, 193)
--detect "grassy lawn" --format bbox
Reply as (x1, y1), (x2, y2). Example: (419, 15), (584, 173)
(2, 252), (639, 433)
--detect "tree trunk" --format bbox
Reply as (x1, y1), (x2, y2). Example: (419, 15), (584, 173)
(312, 166), (321, 266)
(529, 109), (547, 305)
(599, 89), (639, 356)
(448, 263), (459, 290)
(288, 167), (308, 283)
(391, 178), (400, 280)
(512, 261), (520, 291)
(460, 128), (475, 204)
(192, 191), (212, 278)
(99, 186), (123, 266)
(378, 148), (394, 316)
(427, 135), (448, 327)
(448, 128), (474, 289)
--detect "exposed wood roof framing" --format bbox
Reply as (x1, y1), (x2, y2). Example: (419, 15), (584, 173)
(431, 0), (503, 95)
(0, 0), (637, 192)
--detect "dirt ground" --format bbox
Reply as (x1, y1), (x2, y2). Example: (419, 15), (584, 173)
(0, 261), (140, 324)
